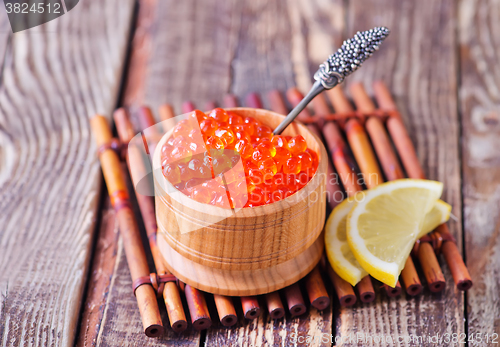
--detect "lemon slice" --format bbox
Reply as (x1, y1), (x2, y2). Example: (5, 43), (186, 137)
(325, 198), (368, 286)
(346, 179), (443, 287)
(419, 199), (451, 238)
(324, 196), (450, 286)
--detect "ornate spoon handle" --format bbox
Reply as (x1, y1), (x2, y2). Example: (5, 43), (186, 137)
(273, 27), (390, 135)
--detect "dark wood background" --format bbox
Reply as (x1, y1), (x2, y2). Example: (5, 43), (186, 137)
(0, 0), (499, 346)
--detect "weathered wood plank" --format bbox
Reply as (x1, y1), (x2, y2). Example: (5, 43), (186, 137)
(123, 0), (242, 118)
(96, 0), (473, 346)
(75, 197), (120, 347)
(95, 237), (200, 347)
(458, 0), (500, 342)
(92, 165), (200, 345)
(87, 1), (202, 345)
(0, 9), (11, 76)
(206, 304), (333, 347)
(332, 0), (465, 345)
(0, 1), (135, 346)
(226, 0), (296, 107)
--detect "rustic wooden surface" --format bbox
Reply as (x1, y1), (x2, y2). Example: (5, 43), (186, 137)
(0, 1), (135, 346)
(459, 0), (500, 341)
(1, 0), (499, 346)
(336, 0), (466, 345)
(83, 0), (498, 346)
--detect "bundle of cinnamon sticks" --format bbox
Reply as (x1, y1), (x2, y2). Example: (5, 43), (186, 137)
(284, 81), (472, 305)
(90, 81), (472, 336)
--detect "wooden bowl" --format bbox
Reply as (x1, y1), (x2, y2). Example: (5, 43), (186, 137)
(153, 108), (327, 296)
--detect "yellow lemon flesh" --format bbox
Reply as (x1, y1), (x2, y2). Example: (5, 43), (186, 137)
(325, 194), (450, 286)
(346, 179), (443, 287)
(325, 198), (368, 286)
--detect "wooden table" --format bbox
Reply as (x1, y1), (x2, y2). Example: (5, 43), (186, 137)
(1, 0), (499, 346)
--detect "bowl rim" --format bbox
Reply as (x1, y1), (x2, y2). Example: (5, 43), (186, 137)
(152, 107), (328, 218)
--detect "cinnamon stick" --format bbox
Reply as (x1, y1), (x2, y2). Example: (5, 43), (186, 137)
(373, 81), (472, 291)
(283, 88), (335, 309)
(322, 121), (362, 196)
(265, 292), (285, 319)
(182, 101), (196, 114)
(331, 84), (408, 296)
(343, 119), (382, 189)
(286, 87), (312, 122)
(283, 90), (366, 304)
(245, 92), (264, 109)
(224, 94), (239, 108)
(324, 260), (357, 307)
(135, 107), (212, 329)
(438, 224), (472, 291)
(326, 86), (354, 114)
(284, 283), (307, 317)
(356, 276), (375, 303)
(352, 83), (443, 294)
(204, 101), (217, 111)
(417, 243), (446, 292)
(159, 104), (175, 122)
(137, 106), (161, 155)
(183, 283), (212, 330)
(304, 266), (330, 310)
(364, 117), (405, 181)
(213, 295), (237, 327)
(90, 115), (163, 337)
(246, 93), (266, 110)
(400, 257), (423, 296)
(312, 92), (332, 117)
(372, 81), (425, 180)
(113, 108), (188, 332)
(306, 123), (344, 211)
(322, 125), (376, 300)
(240, 297), (261, 320)
(267, 90), (288, 115)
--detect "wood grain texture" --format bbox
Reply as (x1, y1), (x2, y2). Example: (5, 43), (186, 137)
(0, 1), (134, 346)
(91, 115), (164, 337)
(89, 155), (200, 344)
(206, 304), (334, 347)
(76, 198), (120, 347)
(330, 0), (465, 345)
(101, 0), (495, 344)
(458, 0), (500, 341)
(95, 239), (200, 347)
(154, 108), (327, 295)
(122, 0), (242, 117)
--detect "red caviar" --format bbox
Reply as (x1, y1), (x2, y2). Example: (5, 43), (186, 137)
(160, 108), (319, 207)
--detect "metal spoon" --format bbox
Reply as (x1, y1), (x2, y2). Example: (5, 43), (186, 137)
(273, 27), (390, 135)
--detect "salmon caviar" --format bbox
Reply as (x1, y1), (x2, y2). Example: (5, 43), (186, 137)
(287, 135), (307, 155)
(161, 108), (319, 207)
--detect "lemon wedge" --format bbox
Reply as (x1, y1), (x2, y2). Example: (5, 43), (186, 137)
(325, 198), (368, 286)
(419, 199), (451, 238)
(346, 179), (443, 287)
(325, 196), (450, 286)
